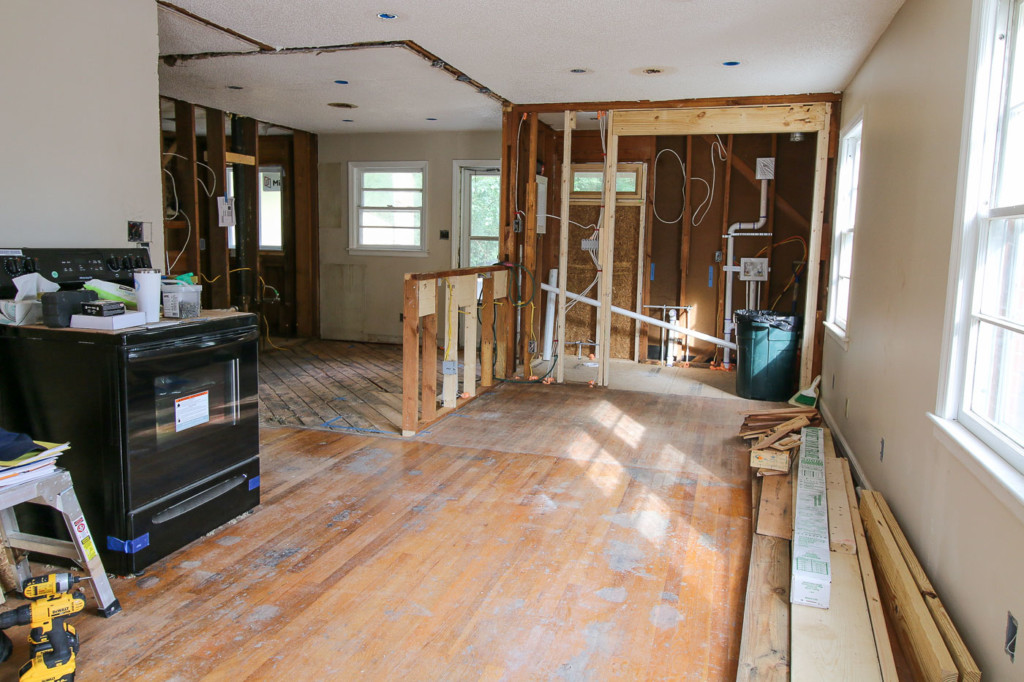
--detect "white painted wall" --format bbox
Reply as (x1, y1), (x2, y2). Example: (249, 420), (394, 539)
(318, 132), (500, 342)
(0, 1), (163, 257)
(822, 0), (1023, 677)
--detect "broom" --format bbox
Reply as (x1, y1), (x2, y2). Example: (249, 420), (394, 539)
(788, 375), (821, 408)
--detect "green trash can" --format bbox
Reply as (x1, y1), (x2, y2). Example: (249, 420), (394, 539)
(734, 310), (799, 402)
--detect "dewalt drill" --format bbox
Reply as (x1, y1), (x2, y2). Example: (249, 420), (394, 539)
(0, 573), (87, 682)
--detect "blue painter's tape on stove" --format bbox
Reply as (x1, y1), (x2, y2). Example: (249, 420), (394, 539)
(248, 475), (261, 490)
(107, 533), (150, 554)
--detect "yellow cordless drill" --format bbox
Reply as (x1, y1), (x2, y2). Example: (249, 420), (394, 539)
(0, 573), (87, 682)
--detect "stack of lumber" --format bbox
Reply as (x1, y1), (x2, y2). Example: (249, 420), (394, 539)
(738, 407), (820, 476)
(736, 422), (981, 682)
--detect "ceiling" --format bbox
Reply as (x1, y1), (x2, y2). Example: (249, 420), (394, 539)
(157, 0), (904, 135)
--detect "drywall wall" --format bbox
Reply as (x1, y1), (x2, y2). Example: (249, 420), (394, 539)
(318, 132), (500, 342)
(0, 1), (163, 258)
(821, 0), (1023, 677)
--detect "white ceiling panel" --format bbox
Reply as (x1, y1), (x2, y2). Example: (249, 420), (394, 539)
(157, 0), (905, 134)
(157, 5), (259, 56)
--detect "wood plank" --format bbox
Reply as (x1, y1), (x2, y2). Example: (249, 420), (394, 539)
(799, 104), (831, 387)
(204, 107), (230, 308)
(751, 449), (789, 472)
(480, 277), (495, 387)
(860, 491), (958, 682)
(613, 104), (829, 137)
(511, 93), (841, 115)
(752, 416), (810, 450)
(736, 534), (791, 681)
(408, 265), (506, 281)
(872, 491), (981, 682)
(598, 110), (619, 386)
(292, 130), (320, 337)
(791, 553), (882, 682)
(841, 459), (899, 682)
(823, 430), (856, 554)
(522, 112), (539, 369)
(420, 313), (437, 423)
(555, 111), (575, 383)
(755, 473), (793, 540)
(463, 305), (477, 397)
(402, 277), (420, 436)
(225, 151), (256, 166)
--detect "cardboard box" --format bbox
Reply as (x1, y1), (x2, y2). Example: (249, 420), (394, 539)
(0, 299), (42, 326)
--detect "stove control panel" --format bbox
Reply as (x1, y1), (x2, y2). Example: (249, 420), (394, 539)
(0, 247), (152, 299)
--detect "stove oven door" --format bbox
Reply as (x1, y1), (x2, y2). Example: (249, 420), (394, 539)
(123, 326), (259, 510)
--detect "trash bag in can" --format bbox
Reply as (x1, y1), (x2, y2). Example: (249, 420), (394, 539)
(734, 309), (799, 402)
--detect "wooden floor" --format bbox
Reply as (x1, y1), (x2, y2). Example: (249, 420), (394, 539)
(15, 382), (763, 681)
(259, 339), (441, 435)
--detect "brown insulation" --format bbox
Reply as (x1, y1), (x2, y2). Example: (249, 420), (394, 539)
(564, 205), (640, 359)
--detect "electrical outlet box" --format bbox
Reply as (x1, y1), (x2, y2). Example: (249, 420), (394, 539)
(740, 258), (769, 281)
(756, 157), (776, 180)
(513, 215), (523, 233)
(528, 340), (537, 354)
(581, 238), (599, 252)
(442, 360), (458, 375)
(714, 250), (723, 263)
(127, 221), (145, 242)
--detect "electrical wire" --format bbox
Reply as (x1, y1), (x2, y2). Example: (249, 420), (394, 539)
(691, 135), (727, 227)
(652, 147), (686, 225)
(162, 167), (191, 273)
(162, 152), (217, 197)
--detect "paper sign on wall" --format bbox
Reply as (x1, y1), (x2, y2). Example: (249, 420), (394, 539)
(217, 196), (236, 227)
(262, 172), (283, 192)
(175, 390), (210, 432)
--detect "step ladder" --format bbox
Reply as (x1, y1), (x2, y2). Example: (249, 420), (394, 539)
(0, 468), (120, 617)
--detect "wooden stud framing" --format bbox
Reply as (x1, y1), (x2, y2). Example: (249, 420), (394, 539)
(679, 136), (693, 313)
(597, 111), (619, 386)
(204, 107), (230, 308)
(463, 301), (478, 397)
(420, 313), (437, 423)
(717, 135), (735, 359)
(522, 113), (539, 370)
(613, 104), (829, 137)
(293, 130), (320, 337)
(170, 100), (201, 277)
(800, 104), (832, 387)
(556, 112), (575, 383)
(481, 276), (495, 387)
(633, 165), (649, 361)
(401, 276), (420, 436)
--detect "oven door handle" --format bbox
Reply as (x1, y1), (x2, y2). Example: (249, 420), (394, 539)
(151, 474), (250, 525)
(128, 329), (258, 361)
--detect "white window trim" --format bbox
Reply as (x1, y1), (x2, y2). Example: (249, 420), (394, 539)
(825, 114), (864, 344)
(348, 161), (428, 256)
(936, 0), (1024, 486)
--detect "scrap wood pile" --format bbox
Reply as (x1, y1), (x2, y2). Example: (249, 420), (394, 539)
(734, 411), (981, 682)
(738, 407), (820, 477)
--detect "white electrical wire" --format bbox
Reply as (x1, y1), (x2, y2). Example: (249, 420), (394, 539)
(162, 152), (217, 197)
(652, 148), (685, 225)
(162, 167), (191, 273)
(691, 135), (727, 227)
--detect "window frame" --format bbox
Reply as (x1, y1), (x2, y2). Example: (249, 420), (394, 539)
(826, 115), (864, 344)
(348, 161), (428, 255)
(569, 163), (645, 204)
(941, 0), (1024, 475)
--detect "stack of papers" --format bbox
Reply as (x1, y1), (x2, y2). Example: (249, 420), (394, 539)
(0, 441), (68, 488)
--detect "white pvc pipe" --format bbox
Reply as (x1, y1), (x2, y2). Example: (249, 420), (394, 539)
(723, 179), (770, 367)
(542, 268), (557, 361)
(540, 282), (736, 350)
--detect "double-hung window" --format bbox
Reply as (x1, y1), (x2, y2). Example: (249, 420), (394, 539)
(349, 162), (427, 253)
(947, 0), (1024, 473)
(827, 119), (863, 338)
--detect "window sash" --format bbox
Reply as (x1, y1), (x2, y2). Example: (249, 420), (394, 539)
(349, 163), (427, 252)
(827, 120), (862, 334)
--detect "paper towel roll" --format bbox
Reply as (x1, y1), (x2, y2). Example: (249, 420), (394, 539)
(134, 268), (162, 323)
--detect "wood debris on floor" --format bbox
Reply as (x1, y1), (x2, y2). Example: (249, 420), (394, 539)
(735, 411), (980, 682)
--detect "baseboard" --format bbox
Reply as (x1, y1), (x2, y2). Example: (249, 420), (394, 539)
(819, 401), (874, 491)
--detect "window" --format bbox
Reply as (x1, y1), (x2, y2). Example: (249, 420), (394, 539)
(570, 163), (644, 202)
(946, 0), (1024, 472)
(349, 162), (426, 253)
(827, 118), (863, 337)
(457, 166), (500, 267)
(224, 165), (284, 250)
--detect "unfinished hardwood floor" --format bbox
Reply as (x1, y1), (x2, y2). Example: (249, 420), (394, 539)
(52, 383), (761, 681)
(259, 339), (444, 435)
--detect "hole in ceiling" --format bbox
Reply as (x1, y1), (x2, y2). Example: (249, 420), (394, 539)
(377, 12), (397, 20)
(722, 61), (741, 67)
(328, 102), (358, 109)
(426, 117), (438, 121)
(334, 80), (349, 85)
(570, 68), (589, 74)
(643, 68), (663, 75)
(343, 119), (355, 123)
(226, 85), (244, 90)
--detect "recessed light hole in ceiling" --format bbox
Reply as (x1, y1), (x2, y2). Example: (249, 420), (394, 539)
(426, 117), (438, 121)
(377, 12), (397, 20)
(570, 68), (589, 74)
(328, 102), (358, 108)
(643, 68), (663, 75)
(334, 80), (349, 85)
(723, 61), (742, 67)
(226, 85), (244, 90)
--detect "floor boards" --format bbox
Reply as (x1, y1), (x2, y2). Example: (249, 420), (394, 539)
(17, 383), (762, 681)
